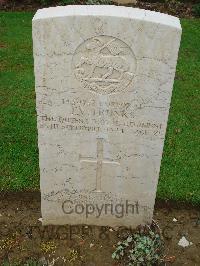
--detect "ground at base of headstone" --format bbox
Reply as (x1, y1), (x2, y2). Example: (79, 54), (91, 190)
(0, 192), (199, 265)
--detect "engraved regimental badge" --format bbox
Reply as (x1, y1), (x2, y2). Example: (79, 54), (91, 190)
(72, 36), (137, 95)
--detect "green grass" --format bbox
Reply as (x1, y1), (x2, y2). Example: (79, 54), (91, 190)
(158, 19), (200, 205)
(0, 12), (38, 190)
(0, 13), (200, 205)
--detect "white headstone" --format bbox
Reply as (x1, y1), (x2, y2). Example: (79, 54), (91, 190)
(33, 6), (181, 227)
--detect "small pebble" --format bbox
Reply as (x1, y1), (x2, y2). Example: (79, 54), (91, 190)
(90, 243), (94, 248)
(173, 218), (177, 222)
(178, 236), (193, 248)
(38, 218), (43, 222)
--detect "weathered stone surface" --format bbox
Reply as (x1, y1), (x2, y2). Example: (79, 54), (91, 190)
(33, 5), (181, 227)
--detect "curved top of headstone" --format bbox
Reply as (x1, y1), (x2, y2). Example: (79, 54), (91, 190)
(33, 5), (181, 30)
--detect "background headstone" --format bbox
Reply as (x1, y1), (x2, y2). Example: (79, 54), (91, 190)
(33, 6), (181, 227)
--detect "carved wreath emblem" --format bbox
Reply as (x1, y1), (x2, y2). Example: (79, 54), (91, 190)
(72, 36), (137, 95)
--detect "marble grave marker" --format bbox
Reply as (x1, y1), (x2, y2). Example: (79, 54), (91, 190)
(32, 6), (182, 227)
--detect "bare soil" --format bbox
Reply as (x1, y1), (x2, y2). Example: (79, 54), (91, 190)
(0, 0), (199, 18)
(0, 192), (200, 265)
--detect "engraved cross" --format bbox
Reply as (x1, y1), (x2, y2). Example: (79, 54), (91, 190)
(80, 138), (120, 192)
